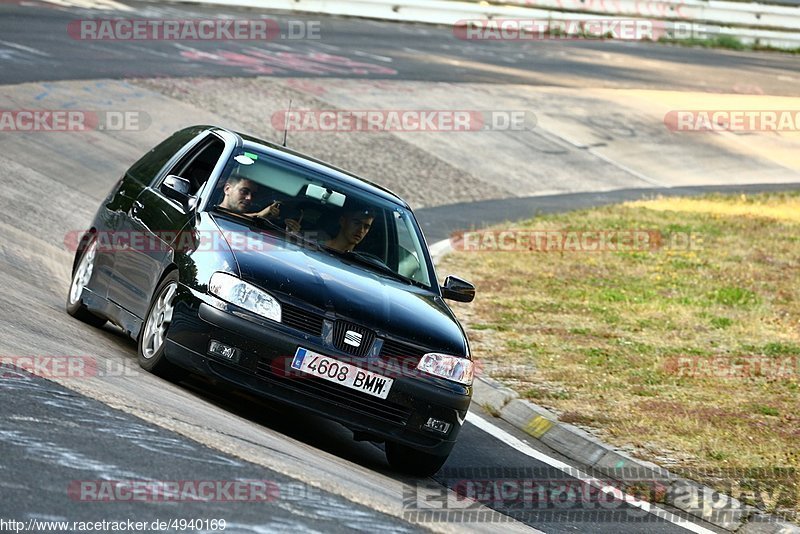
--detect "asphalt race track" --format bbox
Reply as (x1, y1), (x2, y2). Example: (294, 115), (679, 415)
(1, 1), (799, 532)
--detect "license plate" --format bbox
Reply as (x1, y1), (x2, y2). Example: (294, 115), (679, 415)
(290, 347), (393, 400)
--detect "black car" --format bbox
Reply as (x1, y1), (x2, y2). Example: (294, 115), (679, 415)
(66, 125), (476, 476)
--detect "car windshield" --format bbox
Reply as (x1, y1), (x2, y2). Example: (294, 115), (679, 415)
(209, 149), (433, 288)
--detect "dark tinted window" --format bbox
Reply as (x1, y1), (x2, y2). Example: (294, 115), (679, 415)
(126, 126), (206, 184)
(165, 136), (225, 195)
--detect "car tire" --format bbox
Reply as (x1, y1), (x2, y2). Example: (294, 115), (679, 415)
(137, 271), (187, 380)
(385, 441), (449, 477)
(66, 234), (107, 328)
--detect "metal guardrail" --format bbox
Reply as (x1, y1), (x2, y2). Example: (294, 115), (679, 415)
(490, 0), (800, 31)
(184, 0), (800, 48)
(688, 0), (800, 5)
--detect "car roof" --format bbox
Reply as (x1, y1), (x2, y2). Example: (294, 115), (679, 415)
(207, 125), (410, 210)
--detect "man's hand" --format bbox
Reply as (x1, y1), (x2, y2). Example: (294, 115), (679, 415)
(285, 209), (303, 233)
(251, 201), (281, 219)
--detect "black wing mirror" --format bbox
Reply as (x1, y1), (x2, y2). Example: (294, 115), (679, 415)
(441, 276), (476, 303)
(161, 175), (195, 208)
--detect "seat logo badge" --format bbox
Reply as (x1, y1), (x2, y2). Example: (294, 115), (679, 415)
(344, 330), (362, 347)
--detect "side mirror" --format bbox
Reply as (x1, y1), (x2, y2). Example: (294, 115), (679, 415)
(441, 276), (476, 303)
(161, 175), (194, 208)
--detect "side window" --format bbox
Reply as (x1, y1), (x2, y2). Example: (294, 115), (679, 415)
(126, 126), (205, 184)
(165, 136), (226, 195)
(394, 211), (428, 284)
(357, 209), (388, 261)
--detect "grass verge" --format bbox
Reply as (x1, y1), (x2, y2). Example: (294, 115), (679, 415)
(440, 191), (800, 522)
(659, 35), (800, 54)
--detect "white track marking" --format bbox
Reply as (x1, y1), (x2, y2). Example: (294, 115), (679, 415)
(466, 411), (717, 534)
(351, 49), (393, 62)
(0, 40), (51, 57)
(38, 0), (132, 11)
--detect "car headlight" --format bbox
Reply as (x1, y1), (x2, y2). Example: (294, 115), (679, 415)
(209, 272), (281, 323)
(417, 353), (473, 385)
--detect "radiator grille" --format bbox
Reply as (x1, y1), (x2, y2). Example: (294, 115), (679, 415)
(332, 321), (375, 357)
(280, 302), (324, 336)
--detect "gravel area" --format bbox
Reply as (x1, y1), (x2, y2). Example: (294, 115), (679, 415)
(131, 76), (513, 209)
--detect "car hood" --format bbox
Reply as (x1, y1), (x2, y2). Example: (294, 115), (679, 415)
(212, 214), (467, 354)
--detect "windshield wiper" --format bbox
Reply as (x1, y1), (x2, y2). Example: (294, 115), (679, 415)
(351, 251), (430, 289)
(327, 249), (415, 285)
(212, 206), (320, 250)
(212, 205), (259, 220)
(212, 205), (284, 232)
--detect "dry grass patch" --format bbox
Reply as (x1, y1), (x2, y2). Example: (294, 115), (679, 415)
(440, 192), (800, 521)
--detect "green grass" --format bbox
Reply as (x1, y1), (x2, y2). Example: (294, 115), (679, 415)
(710, 286), (759, 307)
(441, 191), (800, 521)
(710, 316), (733, 329)
(754, 405), (780, 417)
(659, 35), (800, 54)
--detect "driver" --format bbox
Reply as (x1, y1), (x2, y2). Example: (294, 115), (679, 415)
(219, 173), (280, 218)
(220, 172), (300, 232)
(325, 207), (374, 252)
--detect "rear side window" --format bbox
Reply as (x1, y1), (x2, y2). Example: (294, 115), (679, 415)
(126, 126), (205, 184)
(164, 135), (225, 195)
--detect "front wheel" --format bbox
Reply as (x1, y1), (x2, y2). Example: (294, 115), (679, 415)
(66, 235), (106, 327)
(385, 441), (449, 477)
(137, 272), (186, 380)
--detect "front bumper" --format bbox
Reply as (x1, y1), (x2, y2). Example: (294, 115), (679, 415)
(165, 287), (472, 456)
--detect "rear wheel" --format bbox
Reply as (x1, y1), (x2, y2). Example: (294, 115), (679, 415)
(66, 235), (106, 327)
(138, 272), (186, 380)
(385, 441), (449, 477)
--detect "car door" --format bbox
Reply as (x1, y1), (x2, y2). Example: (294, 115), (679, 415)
(88, 173), (144, 300)
(100, 127), (204, 309)
(108, 133), (227, 319)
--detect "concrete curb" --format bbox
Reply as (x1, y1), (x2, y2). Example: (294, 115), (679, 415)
(432, 237), (799, 533)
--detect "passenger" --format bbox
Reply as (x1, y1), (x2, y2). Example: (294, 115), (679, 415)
(325, 207), (374, 252)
